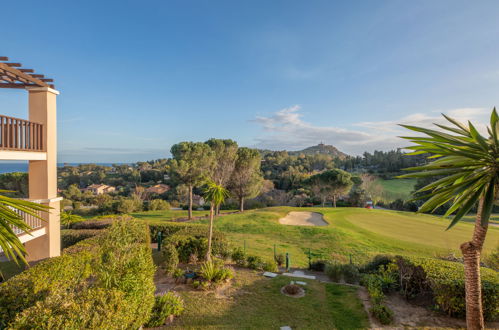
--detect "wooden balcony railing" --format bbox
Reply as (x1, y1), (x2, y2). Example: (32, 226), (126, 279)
(0, 115), (43, 151)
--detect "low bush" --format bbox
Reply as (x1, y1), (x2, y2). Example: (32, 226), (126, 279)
(61, 229), (103, 249)
(275, 253), (285, 267)
(325, 261), (342, 282)
(395, 256), (499, 320)
(145, 292), (184, 328)
(162, 244), (179, 275)
(309, 259), (327, 272)
(359, 254), (393, 273)
(199, 260), (234, 286)
(2, 219), (156, 329)
(361, 273), (394, 325)
(262, 259), (278, 272)
(173, 268), (184, 282)
(246, 255), (265, 270)
(341, 264), (360, 284)
(231, 247), (246, 266)
(370, 303), (393, 325)
(68, 217), (117, 230)
(148, 199), (171, 211)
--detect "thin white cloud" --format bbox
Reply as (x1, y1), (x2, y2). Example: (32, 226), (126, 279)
(251, 105), (490, 155)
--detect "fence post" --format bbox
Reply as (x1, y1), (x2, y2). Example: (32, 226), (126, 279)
(274, 244), (276, 261)
(157, 231), (162, 252)
(308, 248), (312, 270)
(244, 240), (246, 254)
(286, 252), (290, 272)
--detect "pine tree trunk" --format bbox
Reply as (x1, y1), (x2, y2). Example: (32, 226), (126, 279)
(333, 195), (337, 208)
(206, 203), (214, 261)
(460, 197), (488, 330)
(239, 196), (244, 212)
(216, 204), (220, 216)
(321, 196), (325, 207)
(188, 185), (193, 220)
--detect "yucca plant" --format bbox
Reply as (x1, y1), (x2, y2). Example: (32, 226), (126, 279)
(399, 108), (498, 329)
(202, 180), (230, 261)
(0, 190), (49, 265)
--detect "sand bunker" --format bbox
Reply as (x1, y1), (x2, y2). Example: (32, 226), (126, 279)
(279, 212), (328, 226)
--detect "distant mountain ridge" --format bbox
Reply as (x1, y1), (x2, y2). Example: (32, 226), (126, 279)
(259, 143), (349, 159)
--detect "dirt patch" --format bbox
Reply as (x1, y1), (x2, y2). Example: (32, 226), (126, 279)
(358, 290), (499, 329)
(279, 211), (328, 226)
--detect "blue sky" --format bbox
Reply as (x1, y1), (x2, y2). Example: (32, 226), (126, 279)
(1, 0), (498, 162)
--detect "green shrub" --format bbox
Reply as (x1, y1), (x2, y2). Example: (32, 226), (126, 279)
(149, 199), (171, 211)
(145, 292), (184, 327)
(370, 303), (393, 325)
(395, 256), (499, 320)
(341, 264), (360, 284)
(397, 257), (499, 320)
(69, 218), (114, 230)
(262, 259), (278, 272)
(11, 287), (136, 329)
(231, 247), (246, 266)
(4, 219), (156, 329)
(61, 229), (103, 249)
(309, 259), (327, 271)
(0, 239), (96, 328)
(173, 268), (184, 281)
(246, 255), (264, 270)
(275, 253), (285, 267)
(325, 261), (342, 282)
(162, 244), (179, 275)
(359, 254), (393, 273)
(199, 260), (234, 285)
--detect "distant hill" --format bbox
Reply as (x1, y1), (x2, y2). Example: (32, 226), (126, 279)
(259, 143), (349, 159)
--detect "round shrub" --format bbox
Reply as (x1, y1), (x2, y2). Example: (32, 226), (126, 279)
(231, 247), (246, 266)
(370, 304), (393, 325)
(325, 261), (342, 282)
(263, 259), (278, 272)
(149, 199), (171, 211)
(342, 264), (360, 284)
(145, 292), (184, 327)
(275, 254), (285, 267)
(310, 260), (327, 272)
(246, 255), (264, 270)
(161, 244), (179, 275)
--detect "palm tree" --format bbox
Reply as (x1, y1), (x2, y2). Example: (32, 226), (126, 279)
(203, 180), (230, 261)
(399, 108), (498, 330)
(0, 190), (49, 265)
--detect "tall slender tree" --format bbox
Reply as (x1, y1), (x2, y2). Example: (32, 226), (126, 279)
(203, 180), (230, 261)
(170, 142), (214, 219)
(399, 108), (499, 330)
(229, 147), (263, 212)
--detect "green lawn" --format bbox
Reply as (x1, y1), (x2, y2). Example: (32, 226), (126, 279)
(376, 178), (416, 201)
(131, 209), (233, 224)
(137, 207), (499, 267)
(170, 268), (368, 329)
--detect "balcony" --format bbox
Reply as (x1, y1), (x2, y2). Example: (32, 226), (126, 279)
(0, 115), (45, 160)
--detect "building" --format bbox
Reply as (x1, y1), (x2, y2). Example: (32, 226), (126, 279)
(84, 184), (116, 195)
(0, 57), (61, 261)
(145, 183), (170, 195)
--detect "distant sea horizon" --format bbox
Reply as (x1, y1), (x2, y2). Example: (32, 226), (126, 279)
(0, 162), (130, 174)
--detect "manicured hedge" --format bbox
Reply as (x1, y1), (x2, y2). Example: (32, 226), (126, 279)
(395, 256), (499, 320)
(149, 222), (215, 242)
(0, 219), (156, 329)
(61, 229), (103, 249)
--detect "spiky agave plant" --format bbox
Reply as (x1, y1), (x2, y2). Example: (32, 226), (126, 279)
(399, 108), (498, 330)
(0, 190), (49, 265)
